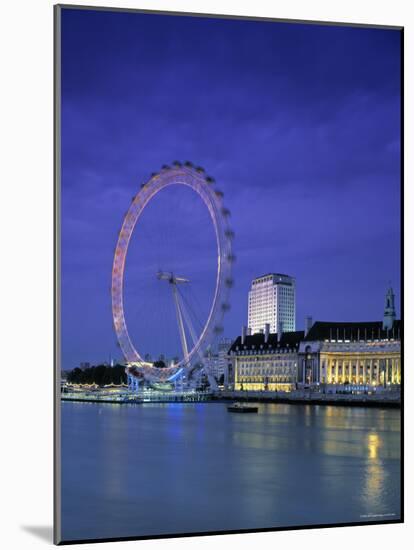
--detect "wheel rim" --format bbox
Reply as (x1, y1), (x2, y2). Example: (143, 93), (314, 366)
(111, 164), (234, 381)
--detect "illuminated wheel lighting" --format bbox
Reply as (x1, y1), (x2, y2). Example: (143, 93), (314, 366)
(111, 163), (234, 382)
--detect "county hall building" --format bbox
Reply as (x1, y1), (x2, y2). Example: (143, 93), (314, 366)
(227, 287), (401, 392)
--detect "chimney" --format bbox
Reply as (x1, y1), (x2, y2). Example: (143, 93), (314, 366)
(278, 321), (284, 342)
(304, 316), (313, 337)
(264, 323), (270, 343)
(241, 326), (247, 345)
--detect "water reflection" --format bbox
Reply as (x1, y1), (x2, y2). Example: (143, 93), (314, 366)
(368, 433), (380, 459)
(61, 402), (401, 541)
(362, 432), (387, 511)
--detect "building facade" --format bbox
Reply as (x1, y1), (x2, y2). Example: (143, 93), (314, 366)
(204, 352), (220, 380)
(203, 338), (233, 381)
(227, 327), (304, 392)
(217, 338), (232, 379)
(226, 286), (401, 393)
(247, 273), (296, 335)
(298, 320), (401, 390)
(298, 287), (401, 391)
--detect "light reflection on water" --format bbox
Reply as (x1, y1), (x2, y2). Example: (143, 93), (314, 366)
(61, 402), (400, 542)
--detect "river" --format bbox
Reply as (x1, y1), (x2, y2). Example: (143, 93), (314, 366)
(60, 401), (401, 541)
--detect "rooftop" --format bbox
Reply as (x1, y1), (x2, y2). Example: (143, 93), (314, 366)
(305, 320), (401, 341)
(229, 331), (305, 353)
(253, 273), (294, 280)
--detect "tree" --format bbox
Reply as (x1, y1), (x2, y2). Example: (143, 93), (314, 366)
(67, 367), (83, 384)
(66, 364), (127, 386)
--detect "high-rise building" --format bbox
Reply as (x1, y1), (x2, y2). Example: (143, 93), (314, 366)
(248, 273), (296, 335)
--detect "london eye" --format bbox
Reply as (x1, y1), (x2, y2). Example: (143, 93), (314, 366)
(111, 162), (234, 389)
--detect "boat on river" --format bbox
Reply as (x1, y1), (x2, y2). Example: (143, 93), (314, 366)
(227, 403), (258, 413)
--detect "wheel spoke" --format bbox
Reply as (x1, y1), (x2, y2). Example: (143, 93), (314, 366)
(111, 164), (234, 386)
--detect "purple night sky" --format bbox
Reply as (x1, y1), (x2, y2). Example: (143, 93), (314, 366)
(60, 8), (401, 371)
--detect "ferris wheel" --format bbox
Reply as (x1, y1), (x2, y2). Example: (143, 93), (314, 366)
(111, 162), (234, 386)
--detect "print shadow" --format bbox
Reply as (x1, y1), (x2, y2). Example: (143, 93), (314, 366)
(21, 525), (53, 543)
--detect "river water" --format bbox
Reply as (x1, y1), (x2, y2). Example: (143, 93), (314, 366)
(60, 401), (401, 541)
